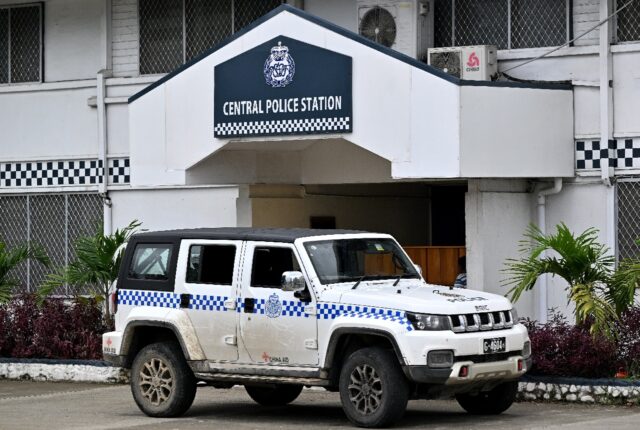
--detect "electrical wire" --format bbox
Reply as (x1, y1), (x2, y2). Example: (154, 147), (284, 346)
(500, 0), (637, 74)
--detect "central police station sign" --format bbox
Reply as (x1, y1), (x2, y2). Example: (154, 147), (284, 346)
(214, 36), (352, 138)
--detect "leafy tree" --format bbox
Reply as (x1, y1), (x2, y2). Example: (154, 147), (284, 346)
(39, 220), (140, 322)
(503, 223), (634, 337)
(0, 241), (49, 303)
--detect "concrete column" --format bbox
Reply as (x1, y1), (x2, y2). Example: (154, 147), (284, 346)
(465, 179), (535, 317)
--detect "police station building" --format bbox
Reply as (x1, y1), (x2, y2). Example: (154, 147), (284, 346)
(1, 0), (639, 321)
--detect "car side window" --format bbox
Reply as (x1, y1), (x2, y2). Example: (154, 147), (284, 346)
(128, 244), (172, 280)
(251, 246), (301, 289)
(186, 245), (236, 285)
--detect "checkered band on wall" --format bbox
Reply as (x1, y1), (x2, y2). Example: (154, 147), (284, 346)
(214, 117), (351, 137)
(576, 139), (640, 170)
(0, 158), (130, 188)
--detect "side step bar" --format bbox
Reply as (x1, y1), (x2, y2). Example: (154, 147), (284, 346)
(194, 372), (330, 386)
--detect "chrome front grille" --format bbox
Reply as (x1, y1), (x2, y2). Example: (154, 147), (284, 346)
(449, 311), (514, 333)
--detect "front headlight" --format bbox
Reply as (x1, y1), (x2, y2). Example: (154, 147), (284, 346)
(511, 307), (519, 322)
(406, 313), (451, 331)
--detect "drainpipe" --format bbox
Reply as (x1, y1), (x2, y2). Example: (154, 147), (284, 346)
(97, 69), (112, 235)
(536, 178), (563, 323)
(600, 0), (616, 255)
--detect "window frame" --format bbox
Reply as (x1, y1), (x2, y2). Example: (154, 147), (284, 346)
(437, 0), (572, 51)
(249, 244), (303, 290)
(128, 243), (174, 281)
(0, 2), (43, 85)
(119, 239), (179, 292)
(185, 243), (237, 286)
(137, 0), (284, 76)
(614, 0), (640, 44)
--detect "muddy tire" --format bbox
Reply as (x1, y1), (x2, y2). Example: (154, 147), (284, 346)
(339, 347), (409, 428)
(456, 381), (518, 415)
(130, 342), (197, 417)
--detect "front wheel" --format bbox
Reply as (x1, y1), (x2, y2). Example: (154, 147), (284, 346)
(245, 384), (303, 406)
(130, 342), (197, 417)
(456, 381), (518, 415)
(339, 347), (409, 428)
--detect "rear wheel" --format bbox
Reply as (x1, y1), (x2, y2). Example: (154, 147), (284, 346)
(339, 347), (409, 428)
(245, 384), (303, 406)
(130, 342), (197, 417)
(456, 381), (518, 415)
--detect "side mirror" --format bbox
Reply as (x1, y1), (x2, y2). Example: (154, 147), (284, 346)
(281, 271), (306, 292)
(413, 264), (423, 276)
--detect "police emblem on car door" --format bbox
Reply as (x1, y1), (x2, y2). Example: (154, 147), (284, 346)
(239, 243), (318, 366)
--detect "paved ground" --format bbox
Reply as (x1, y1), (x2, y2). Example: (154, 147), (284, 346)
(1, 380), (640, 430)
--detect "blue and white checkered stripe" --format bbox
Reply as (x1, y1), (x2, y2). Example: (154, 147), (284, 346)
(118, 290), (181, 308)
(117, 290), (412, 330)
(189, 295), (227, 311)
(317, 303), (413, 332)
(235, 297), (309, 317)
(282, 300), (308, 317)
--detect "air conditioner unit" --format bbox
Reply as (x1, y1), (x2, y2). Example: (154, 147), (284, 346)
(428, 45), (498, 81)
(357, 0), (434, 60)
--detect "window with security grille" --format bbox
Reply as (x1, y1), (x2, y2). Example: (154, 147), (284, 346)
(434, 0), (569, 50)
(139, 0), (283, 75)
(617, 180), (640, 260)
(0, 193), (103, 294)
(0, 4), (42, 84)
(617, 0), (640, 42)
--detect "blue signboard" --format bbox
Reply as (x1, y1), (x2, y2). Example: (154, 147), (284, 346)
(214, 36), (352, 138)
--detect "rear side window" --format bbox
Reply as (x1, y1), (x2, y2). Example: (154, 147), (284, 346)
(186, 245), (236, 285)
(251, 247), (301, 288)
(128, 244), (172, 280)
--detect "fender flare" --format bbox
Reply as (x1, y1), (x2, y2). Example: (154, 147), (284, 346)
(120, 320), (203, 362)
(323, 327), (406, 369)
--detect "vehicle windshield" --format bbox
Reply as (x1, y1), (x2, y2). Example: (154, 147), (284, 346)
(303, 238), (420, 285)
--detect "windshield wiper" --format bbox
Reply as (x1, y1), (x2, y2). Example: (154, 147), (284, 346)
(393, 273), (420, 287)
(352, 275), (379, 290)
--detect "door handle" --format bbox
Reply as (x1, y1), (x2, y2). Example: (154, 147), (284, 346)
(244, 297), (255, 313)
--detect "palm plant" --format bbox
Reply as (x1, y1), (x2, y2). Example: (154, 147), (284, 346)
(39, 220), (140, 322)
(0, 241), (50, 303)
(610, 246), (640, 314)
(503, 223), (634, 337)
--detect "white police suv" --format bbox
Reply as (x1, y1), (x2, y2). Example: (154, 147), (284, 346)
(103, 228), (530, 427)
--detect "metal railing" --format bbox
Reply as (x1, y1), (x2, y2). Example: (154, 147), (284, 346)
(139, 0), (283, 75)
(434, 0), (570, 50)
(0, 193), (103, 294)
(0, 3), (42, 84)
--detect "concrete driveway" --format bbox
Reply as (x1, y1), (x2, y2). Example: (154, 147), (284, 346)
(1, 380), (639, 430)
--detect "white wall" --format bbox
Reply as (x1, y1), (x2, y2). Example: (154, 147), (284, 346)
(459, 85), (574, 178)
(112, 0), (139, 78)
(304, 0), (357, 33)
(573, 0), (600, 47)
(544, 180), (612, 318)
(0, 87), (98, 160)
(44, 0), (106, 82)
(110, 186), (243, 232)
(499, 48), (640, 139)
(466, 180), (535, 318)
(613, 50), (640, 137)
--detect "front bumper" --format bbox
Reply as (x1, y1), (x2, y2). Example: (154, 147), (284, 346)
(405, 355), (530, 385)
